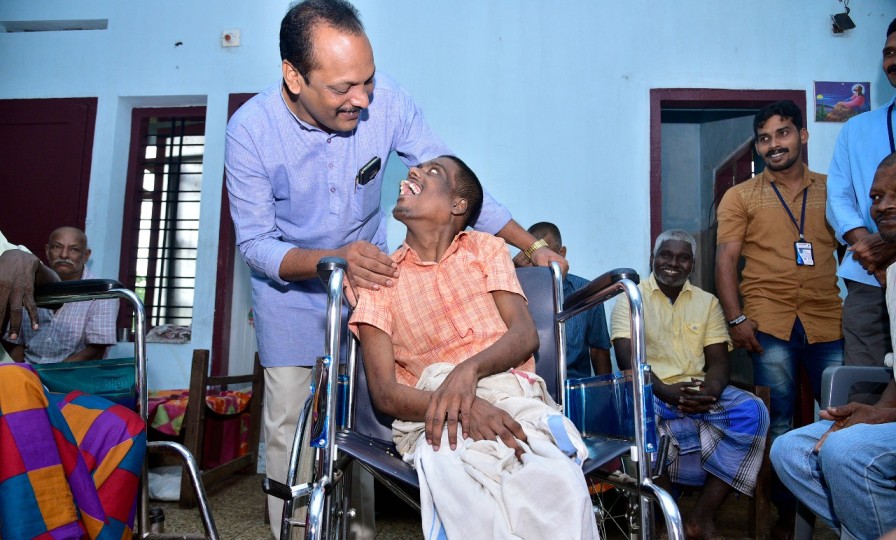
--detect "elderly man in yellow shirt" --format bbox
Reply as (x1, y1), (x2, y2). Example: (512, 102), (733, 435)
(611, 229), (769, 540)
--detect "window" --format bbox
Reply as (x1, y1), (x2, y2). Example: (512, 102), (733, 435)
(120, 107), (206, 330)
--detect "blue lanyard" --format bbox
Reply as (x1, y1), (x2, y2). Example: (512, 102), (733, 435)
(888, 101), (895, 154)
(770, 182), (808, 241)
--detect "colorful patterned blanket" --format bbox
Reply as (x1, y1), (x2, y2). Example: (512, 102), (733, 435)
(148, 389), (252, 467)
(0, 364), (146, 539)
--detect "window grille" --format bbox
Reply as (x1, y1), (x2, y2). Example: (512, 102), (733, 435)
(120, 108), (206, 330)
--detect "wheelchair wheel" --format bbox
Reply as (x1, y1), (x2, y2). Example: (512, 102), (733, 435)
(295, 407), (351, 539)
(304, 461), (353, 539)
(589, 478), (632, 539)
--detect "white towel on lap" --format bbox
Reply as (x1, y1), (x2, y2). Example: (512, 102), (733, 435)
(393, 363), (599, 540)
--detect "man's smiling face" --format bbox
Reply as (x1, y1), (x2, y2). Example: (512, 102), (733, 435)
(870, 159), (896, 243)
(883, 32), (896, 89)
(393, 157), (460, 225)
(651, 239), (694, 292)
(282, 24), (375, 133)
(754, 114), (806, 174)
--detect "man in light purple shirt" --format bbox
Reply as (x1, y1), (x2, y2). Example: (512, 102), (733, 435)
(224, 1), (565, 535)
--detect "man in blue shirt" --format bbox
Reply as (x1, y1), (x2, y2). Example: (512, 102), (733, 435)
(514, 222), (612, 378)
(827, 18), (896, 376)
(224, 1), (566, 534)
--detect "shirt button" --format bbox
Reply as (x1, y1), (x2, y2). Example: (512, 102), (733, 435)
(329, 187), (336, 193)
(328, 163), (334, 169)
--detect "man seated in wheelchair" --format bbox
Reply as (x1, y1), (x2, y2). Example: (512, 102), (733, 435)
(3, 226), (118, 364)
(0, 232), (146, 539)
(349, 156), (598, 539)
(610, 229), (769, 540)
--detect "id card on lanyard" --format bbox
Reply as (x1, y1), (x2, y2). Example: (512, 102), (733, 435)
(770, 182), (813, 266)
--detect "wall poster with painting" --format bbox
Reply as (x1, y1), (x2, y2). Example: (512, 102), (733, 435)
(815, 81), (871, 122)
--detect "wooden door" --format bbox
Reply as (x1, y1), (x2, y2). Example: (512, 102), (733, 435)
(0, 98), (96, 257)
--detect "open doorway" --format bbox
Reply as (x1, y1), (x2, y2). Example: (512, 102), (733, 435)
(649, 89), (807, 295)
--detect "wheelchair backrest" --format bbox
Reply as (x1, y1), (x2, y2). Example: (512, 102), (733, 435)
(515, 266), (561, 402)
(349, 265), (563, 442)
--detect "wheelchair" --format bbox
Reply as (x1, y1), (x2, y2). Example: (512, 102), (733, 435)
(33, 278), (219, 539)
(263, 258), (683, 540)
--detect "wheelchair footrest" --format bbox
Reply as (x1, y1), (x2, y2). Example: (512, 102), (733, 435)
(262, 477), (312, 501)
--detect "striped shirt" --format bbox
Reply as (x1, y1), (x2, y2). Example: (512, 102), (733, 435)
(7, 267), (118, 364)
(349, 231), (534, 387)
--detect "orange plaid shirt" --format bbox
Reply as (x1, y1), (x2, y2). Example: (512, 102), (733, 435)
(348, 231), (534, 387)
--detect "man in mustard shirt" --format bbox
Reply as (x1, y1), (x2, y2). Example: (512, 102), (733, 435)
(612, 229), (768, 540)
(715, 100), (844, 535)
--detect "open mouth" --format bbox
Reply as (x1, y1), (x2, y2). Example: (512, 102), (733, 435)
(399, 180), (421, 196)
(767, 148), (787, 159)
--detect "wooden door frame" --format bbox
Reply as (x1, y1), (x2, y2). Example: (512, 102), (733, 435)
(210, 93), (255, 376)
(649, 88), (807, 243)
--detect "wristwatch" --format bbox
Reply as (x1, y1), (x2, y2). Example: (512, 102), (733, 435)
(523, 239), (548, 262)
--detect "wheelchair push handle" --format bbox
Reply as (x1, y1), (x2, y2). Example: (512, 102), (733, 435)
(562, 267), (639, 312)
(317, 257), (349, 287)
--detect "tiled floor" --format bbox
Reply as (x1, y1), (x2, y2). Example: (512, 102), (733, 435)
(154, 473), (424, 540)
(155, 473), (839, 539)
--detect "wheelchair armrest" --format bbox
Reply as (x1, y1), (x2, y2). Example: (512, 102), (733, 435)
(34, 279), (124, 305)
(34, 279), (125, 309)
(562, 267), (639, 312)
(821, 365), (893, 408)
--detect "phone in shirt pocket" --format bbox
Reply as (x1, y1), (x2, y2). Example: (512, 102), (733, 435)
(355, 156), (381, 187)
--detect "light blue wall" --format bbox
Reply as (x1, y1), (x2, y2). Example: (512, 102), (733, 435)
(661, 123), (703, 232)
(2, 0), (892, 387)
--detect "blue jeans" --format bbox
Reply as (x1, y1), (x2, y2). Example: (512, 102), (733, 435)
(749, 318), (844, 441)
(771, 419), (896, 540)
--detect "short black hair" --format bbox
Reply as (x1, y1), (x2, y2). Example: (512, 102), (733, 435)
(879, 151), (896, 172)
(280, 0), (364, 83)
(754, 100), (803, 139)
(441, 155), (483, 229)
(527, 222), (562, 246)
(887, 17), (896, 37)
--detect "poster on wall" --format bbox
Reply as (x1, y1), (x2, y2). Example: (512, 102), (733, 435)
(814, 81), (871, 122)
